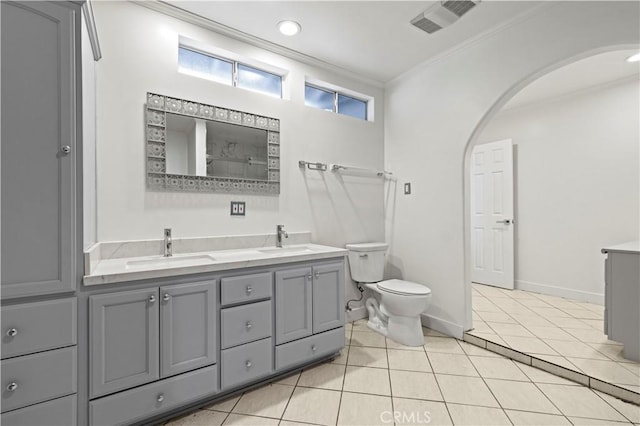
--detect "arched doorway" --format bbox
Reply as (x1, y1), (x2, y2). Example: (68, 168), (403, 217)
(463, 46), (639, 400)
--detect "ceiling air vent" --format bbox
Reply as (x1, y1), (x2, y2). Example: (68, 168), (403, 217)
(411, 0), (481, 34)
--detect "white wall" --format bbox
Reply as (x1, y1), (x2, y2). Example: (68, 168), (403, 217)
(478, 78), (639, 303)
(92, 1), (386, 310)
(384, 1), (639, 336)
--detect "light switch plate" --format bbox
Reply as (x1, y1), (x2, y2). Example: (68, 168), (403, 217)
(404, 183), (411, 195)
(230, 201), (245, 216)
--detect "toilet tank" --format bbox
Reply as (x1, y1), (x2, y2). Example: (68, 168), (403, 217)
(346, 242), (388, 283)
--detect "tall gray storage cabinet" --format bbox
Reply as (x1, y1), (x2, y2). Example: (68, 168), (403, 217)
(1, 2), (82, 425)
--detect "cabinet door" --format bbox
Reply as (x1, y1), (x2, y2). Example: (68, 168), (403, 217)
(160, 281), (216, 377)
(312, 262), (346, 334)
(90, 289), (160, 398)
(275, 267), (312, 344)
(1, 1), (77, 299)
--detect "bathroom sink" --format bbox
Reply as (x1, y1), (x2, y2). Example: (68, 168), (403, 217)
(126, 254), (216, 269)
(257, 246), (315, 255)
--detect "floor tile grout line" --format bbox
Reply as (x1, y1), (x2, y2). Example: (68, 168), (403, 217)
(590, 385), (639, 424)
(383, 341), (397, 426)
(462, 339), (516, 425)
(425, 338), (459, 426)
(333, 342), (350, 426)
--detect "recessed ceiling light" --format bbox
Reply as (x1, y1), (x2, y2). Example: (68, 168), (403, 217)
(277, 20), (301, 36)
(626, 53), (640, 63)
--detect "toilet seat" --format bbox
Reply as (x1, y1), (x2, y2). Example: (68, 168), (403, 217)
(377, 279), (431, 296)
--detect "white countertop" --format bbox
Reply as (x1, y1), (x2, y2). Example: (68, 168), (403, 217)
(602, 241), (640, 254)
(83, 243), (347, 286)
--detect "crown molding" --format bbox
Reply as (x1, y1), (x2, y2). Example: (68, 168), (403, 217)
(130, 0), (385, 89)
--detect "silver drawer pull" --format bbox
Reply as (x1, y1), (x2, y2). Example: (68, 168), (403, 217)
(6, 328), (18, 337)
(246, 285), (253, 295)
(311, 345), (317, 352)
(6, 382), (18, 392)
(149, 295), (156, 303)
(61, 145), (71, 154)
(246, 321), (253, 330)
(162, 293), (170, 302)
(307, 275), (312, 281)
(315, 271), (320, 279)
(157, 394), (164, 403)
(245, 360), (252, 369)
(359, 254), (368, 258)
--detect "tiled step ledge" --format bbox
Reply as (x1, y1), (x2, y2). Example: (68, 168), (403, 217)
(463, 332), (640, 406)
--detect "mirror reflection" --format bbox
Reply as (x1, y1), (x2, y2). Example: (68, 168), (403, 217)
(165, 113), (269, 180)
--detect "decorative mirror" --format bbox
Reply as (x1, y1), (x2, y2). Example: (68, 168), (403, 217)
(145, 92), (280, 194)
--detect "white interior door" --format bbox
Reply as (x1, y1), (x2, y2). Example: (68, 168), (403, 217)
(470, 139), (514, 289)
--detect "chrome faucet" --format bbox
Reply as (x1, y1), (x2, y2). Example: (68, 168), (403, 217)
(276, 225), (288, 248)
(164, 228), (172, 257)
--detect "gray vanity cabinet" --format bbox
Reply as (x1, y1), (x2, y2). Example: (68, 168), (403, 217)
(90, 281), (217, 398)
(274, 261), (346, 372)
(275, 262), (345, 344)
(312, 262), (345, 334)
(90, 289), (160, 398)
(275, 267), (313, 344)
(160, 281), (216, 377)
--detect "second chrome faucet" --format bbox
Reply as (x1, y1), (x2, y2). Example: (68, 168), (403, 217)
(276, 225), (288, 248)
(164, 228), (172, 257)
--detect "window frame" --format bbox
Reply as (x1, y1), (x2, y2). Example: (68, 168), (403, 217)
(304, 81), (371, 121)
(178, 43), (284, 99)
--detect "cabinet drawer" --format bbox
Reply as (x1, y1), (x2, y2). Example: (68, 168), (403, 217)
(1, 346), (77, 413)
(221, 272), (272, 306)
(1, 394), (76, 426)
(221, 338), (273, 389)
(275, 327), (344, 371)
(1, 298), (76, 359)
(90, 365), (217, 426)
(221, 301), (272, 349)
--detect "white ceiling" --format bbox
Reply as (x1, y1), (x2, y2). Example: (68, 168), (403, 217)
(164, 1), (544, 83)
(502, 49), (640, 110)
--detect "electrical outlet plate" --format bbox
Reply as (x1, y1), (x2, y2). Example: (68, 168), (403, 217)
(404, 183), (411, 195)
(230, 201), (246, 216)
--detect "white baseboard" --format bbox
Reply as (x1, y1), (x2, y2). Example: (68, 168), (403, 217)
(516, 280), (604, 305)
(421, 314), (464, 339)
(346, 306), (367, 323)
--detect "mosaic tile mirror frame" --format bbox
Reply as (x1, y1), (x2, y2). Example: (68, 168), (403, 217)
(145, 92), (280, 195)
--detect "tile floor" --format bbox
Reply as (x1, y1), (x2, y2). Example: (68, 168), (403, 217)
(467, 284), (640, 399)
(166, 320), (640, 425)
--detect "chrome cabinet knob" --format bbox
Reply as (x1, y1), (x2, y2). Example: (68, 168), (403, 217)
(61, 145), (71, 154)
(6, 328), (18, 337)
(311, 345), (317, 352)
(157, 394), (164, 403)
(6, 382), (18, 392)
(246, 321), (253, 330)
(307, 275), (312, 281)
(149, 295), (156, 303)
(162, 293), (170, 302)
(246, 285), (253, 295)
(314, 271), (320, 279)
(245, 360), (252, 369)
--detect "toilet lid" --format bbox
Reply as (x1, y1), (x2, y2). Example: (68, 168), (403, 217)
(377, 279), (431, 296)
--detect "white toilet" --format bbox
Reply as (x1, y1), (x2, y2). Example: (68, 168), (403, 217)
(346, 242), (432, 347)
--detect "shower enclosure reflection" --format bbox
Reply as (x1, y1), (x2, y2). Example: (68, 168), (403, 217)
(165, 113), (268, 181)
